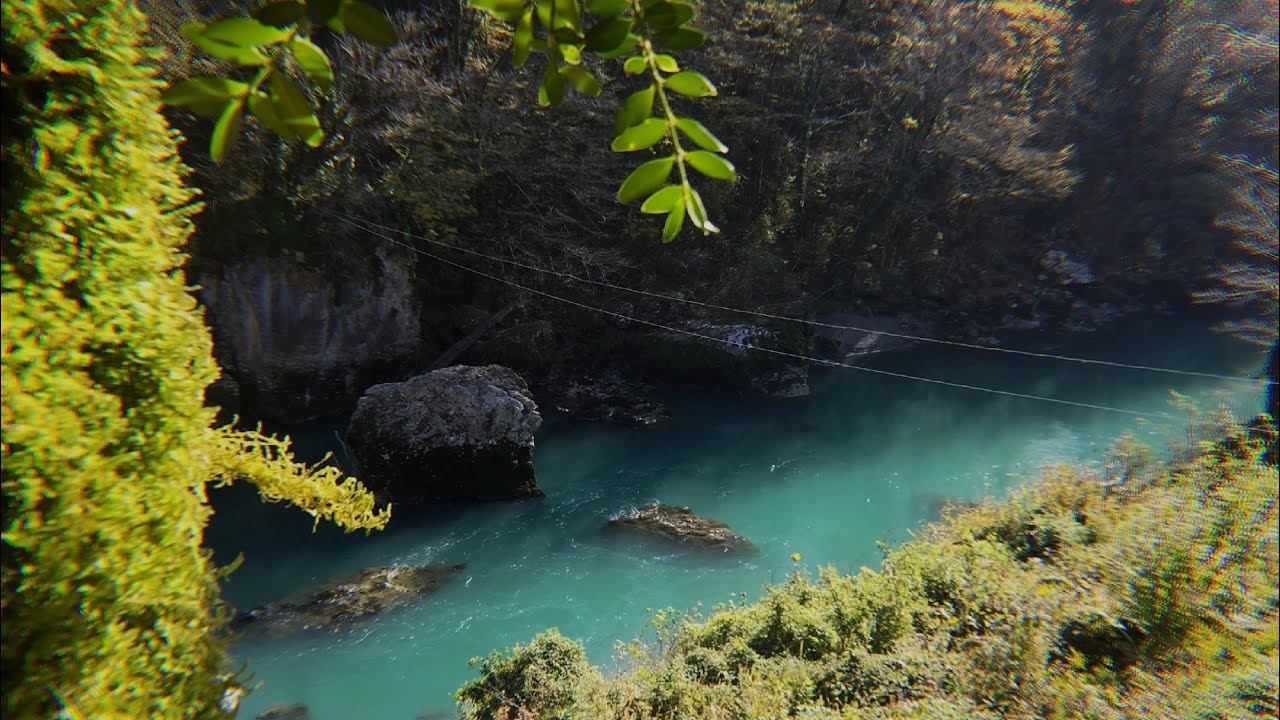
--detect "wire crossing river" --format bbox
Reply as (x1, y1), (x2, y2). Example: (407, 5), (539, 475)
(208, 314), (1266, 720)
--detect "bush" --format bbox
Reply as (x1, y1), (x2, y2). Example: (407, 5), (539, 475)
(460, 422), (1278, 720)
(456, 629), (602, 720)
(1, 3), (385, 717)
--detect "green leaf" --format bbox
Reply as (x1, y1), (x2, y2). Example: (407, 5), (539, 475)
(180, 21), (206, 41)
(289, 38), (333, 92)
(653, 54), (679, 73)
(560, 43), (582, 65)
(654, 26), (704, 49)
(339, 0), (398, 46)
(269, 73), (323, 144)
(645, 1), (695, 29)
(306, 0), (341, 23)
(555, 0), (582, 31)
(597, 34), (638, 57)
(255, 1), (306, 27)
(472, 0), (526, 23)
(685, 150), (736, 180)
(560, 66), (602, 96)
(537, 0), (581, 31)
(584, 17), (633, 52)
(675, 118), (727, 152)
(211, 99), (245, 163)
(641, 184), (685, 214)
(201, 17), (291, 46)
(617, 157), (675, 202)
(614, 86), (654, 136)
(662, 202), (686, 242)
(189, 33), (270, 65)
(248, 91), (295, 138)
(539, 57), (565, 106)
(685, 187), (718, 233)
(587, 0), (629, 15)
(162, 77), (249, 117)
(512, 7), (534, 67)
(665, 71), (716, 97)
(611, 117), (666, 151)
(623, 56), (647, 76)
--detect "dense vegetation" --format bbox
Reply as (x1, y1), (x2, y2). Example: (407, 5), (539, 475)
(2, 0), (1276, 717)
(146, 0), (1279, 421)
(1, 2), (386, 717)
(457, 418), (1279, 719)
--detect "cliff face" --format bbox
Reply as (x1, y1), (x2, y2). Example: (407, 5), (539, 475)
(199, 247), (421, 423)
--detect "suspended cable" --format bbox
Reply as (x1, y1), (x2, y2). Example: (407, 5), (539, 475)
(325, 211), (1188, 420)
(310, 205), (1266, 385)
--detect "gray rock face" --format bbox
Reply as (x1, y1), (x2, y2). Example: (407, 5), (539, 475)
(542, 370), (672, 426)
(1040, 250), (1095, 285)
(232, 564), (465, 637)
(606, 504), (756, 553)
(346, 365), (544, 505)
(629, 322), (810, 399)
(811, 313), (931, 362)
(199, 249), (421, 423)
(751, 365), (811, 398)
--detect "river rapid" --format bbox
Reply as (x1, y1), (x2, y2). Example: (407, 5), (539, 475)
(207, 314), (1267, 720)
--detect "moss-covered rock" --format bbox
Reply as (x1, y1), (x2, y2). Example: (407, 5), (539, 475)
(232, 564), (465, 637)
(346, 365), (544, 505)
(606, 504), (757, 554)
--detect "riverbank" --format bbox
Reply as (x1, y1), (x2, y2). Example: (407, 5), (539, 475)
(458, 417), (1279, 720)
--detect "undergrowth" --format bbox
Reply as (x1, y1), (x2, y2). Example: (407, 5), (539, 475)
(457, 417), (1279, 720)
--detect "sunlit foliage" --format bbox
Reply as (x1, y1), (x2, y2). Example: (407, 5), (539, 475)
(459, 422), (1279, 719)
(1, 2), (383, 717)
(165, 0), (735, 240)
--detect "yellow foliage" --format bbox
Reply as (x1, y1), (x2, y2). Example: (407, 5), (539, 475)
(1, 2), (384, 717)
(207, 426), (390, 532)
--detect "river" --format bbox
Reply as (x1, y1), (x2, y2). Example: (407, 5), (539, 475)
(207, 313), (1267, 720)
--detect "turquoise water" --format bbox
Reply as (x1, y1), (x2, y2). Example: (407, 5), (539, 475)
(209, 315), (1267, 720)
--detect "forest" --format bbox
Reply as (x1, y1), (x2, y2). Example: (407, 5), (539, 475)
(2, 0), (1277, 718)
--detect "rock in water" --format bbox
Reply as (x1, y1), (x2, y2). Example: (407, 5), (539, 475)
(606, 504), (756, 553)
(346, 365), (544, 505)
(256, 704), (310, 720)
(232, 564), (465, 636)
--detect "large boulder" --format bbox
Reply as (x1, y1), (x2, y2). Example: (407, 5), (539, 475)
(605, 504), (756, 553)
(346, 365), (544, 505)
(232, 564), (465, 637)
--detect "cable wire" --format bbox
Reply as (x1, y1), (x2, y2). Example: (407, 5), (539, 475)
(311, 205), (1267, 385)
(325, 211), (1193, 419)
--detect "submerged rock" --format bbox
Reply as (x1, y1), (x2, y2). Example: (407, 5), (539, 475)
(751, 364), (811, 398)
(256, 704), (310, 720)
(232, 564), (465, 636)
(605, 504), (756, 553)
(346, 365), (543, 505)
(541, 370), (671, 426)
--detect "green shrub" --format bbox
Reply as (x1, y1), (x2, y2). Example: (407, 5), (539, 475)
(462, 421), (1278, 720)
(1, 3), (385, 717)
(456, 629), (602, 720)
